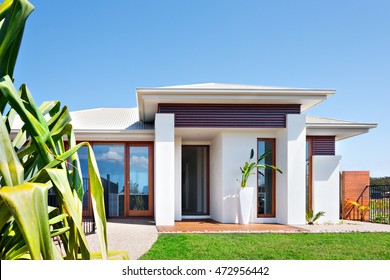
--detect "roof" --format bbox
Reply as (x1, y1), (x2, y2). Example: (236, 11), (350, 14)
(9, 108), (376, 141)
(306, 116), (377, 140)
(136, 82), (335, 121)
(70, 108), (154, 130)
(158, 83), (309, 90)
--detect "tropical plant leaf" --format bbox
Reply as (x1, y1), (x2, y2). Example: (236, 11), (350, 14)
(0, 182), (60, 259)
(0, 0), (34, 78)
(0, 110), (24, 187)
(0, 76), (55, 164)
(257, 149), (271, 163)
(43, 168), (90, 260)
(90, 250), (130, 260)
(86, 144), (108, 259)
(249, 148), (254, 160)
(0, 0), (113, 261)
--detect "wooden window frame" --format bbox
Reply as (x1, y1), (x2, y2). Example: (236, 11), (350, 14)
(306, 138), (313, 212)
(257, 138), (276, 218)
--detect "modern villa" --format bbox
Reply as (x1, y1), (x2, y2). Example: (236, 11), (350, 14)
(61, 83), (376, 226)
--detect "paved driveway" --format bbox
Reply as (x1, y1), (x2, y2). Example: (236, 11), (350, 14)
(86, 218), (157, 260)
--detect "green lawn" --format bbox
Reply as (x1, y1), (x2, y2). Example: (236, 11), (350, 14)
(140, 232), (390, 260)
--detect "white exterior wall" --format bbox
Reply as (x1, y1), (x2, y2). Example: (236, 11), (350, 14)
(312, 155), (342, 223)
(276, 114), (306, 224)
(210, 133), (223, 222)
(154, 113), (175, 226)
(174, 136), (182, 221)
(218, 131), (277, 223)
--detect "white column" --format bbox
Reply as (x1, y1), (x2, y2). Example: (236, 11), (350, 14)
(210, 133), (223, 222)
(154, 113), (175, 226)
(276, 114), (306, 224)
(174, 136), (182, 221)
(312, 155), (342, 223)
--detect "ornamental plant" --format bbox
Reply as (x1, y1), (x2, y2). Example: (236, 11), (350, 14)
(345, 199), (370, 221)
(239, 148), (282, 188)
(0, 0), (127, 259)
(305, 209), (325, 225)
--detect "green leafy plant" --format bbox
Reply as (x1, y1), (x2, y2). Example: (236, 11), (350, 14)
(0, 0), (128, 259)
(305, 209), (325, 225)
(239, 148), (281, 187)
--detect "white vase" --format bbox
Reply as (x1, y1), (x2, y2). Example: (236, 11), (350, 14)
(239, 186), (254, 224)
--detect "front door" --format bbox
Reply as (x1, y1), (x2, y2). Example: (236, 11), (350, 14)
(181, 146), (209, 215)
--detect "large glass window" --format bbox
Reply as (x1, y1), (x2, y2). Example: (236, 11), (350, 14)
(94, 144), (125, 217)
(306, 139), (312, 211)
(257, 139), (275, 217)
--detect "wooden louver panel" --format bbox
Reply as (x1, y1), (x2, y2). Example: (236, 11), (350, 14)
(312, 136), (336, 156)
(158, 104), (301, 128)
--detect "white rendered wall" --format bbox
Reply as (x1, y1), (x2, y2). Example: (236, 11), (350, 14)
(276, 114), (306, 225)
(312, 155), (342, 223)
(210, 133), (223, 222)
(219, 131), (277, 223)
(154, 114), (175, 226)
(174, 136), (182, 221)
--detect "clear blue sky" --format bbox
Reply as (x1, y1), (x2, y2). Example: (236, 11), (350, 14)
(13, 0), (390, 177)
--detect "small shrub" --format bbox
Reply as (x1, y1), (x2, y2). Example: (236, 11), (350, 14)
(305, 210), (325, 225)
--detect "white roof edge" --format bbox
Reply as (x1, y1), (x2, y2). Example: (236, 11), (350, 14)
(136, 88), (335, 96)
(306, 116), (377, 128)
(144, 82), (335, 91)
(73, 129), (155, 133)
(306, 123), (377, 129)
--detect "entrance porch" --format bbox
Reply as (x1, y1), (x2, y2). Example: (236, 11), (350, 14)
(156, 220), (308, 233)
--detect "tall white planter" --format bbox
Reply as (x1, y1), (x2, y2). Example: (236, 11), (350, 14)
(238, 186), (254, 224)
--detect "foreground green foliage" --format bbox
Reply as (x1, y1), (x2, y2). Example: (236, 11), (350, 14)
(140, 233), (390, 260)
(0, 0), (127, 259)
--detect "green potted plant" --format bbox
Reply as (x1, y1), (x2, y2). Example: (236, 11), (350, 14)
(238, 148), (281, 224)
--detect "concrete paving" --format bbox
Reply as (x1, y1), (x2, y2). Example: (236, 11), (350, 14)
(293, 220), (390, 233)
(86, 218), (158, 260)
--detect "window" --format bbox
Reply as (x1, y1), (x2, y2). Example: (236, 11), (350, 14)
(257, 139), (276, 217)
(306, 139), (313, 211)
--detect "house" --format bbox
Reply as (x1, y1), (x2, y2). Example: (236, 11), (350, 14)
(67, 83), (376, 225)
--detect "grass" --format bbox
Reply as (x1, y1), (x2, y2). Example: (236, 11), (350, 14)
(140, 232), (390, 260)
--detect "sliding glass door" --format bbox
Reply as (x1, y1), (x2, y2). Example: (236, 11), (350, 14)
(127, 144), (153, 216)
(182, 146), (209, 215)
(81, 142), (153, 218)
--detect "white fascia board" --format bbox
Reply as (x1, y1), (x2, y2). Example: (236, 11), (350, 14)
(307, 123), (377, 129)
(136, 87), (335, 121)
(306, 126), (376, 141)
(136, 87), (335, 95)
(73, 130), (155, 141)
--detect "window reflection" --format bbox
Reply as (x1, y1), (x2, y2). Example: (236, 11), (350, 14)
(129, 146), (149, 210)
(258, 139), (275, 216)
(94, 144), (125, 217)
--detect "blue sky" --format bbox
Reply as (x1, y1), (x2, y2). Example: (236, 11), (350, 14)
(13, 0), (390, 177)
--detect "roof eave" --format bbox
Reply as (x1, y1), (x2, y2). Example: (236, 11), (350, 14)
(136, 88), (335, 122)
(306, 123), (377, 141)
